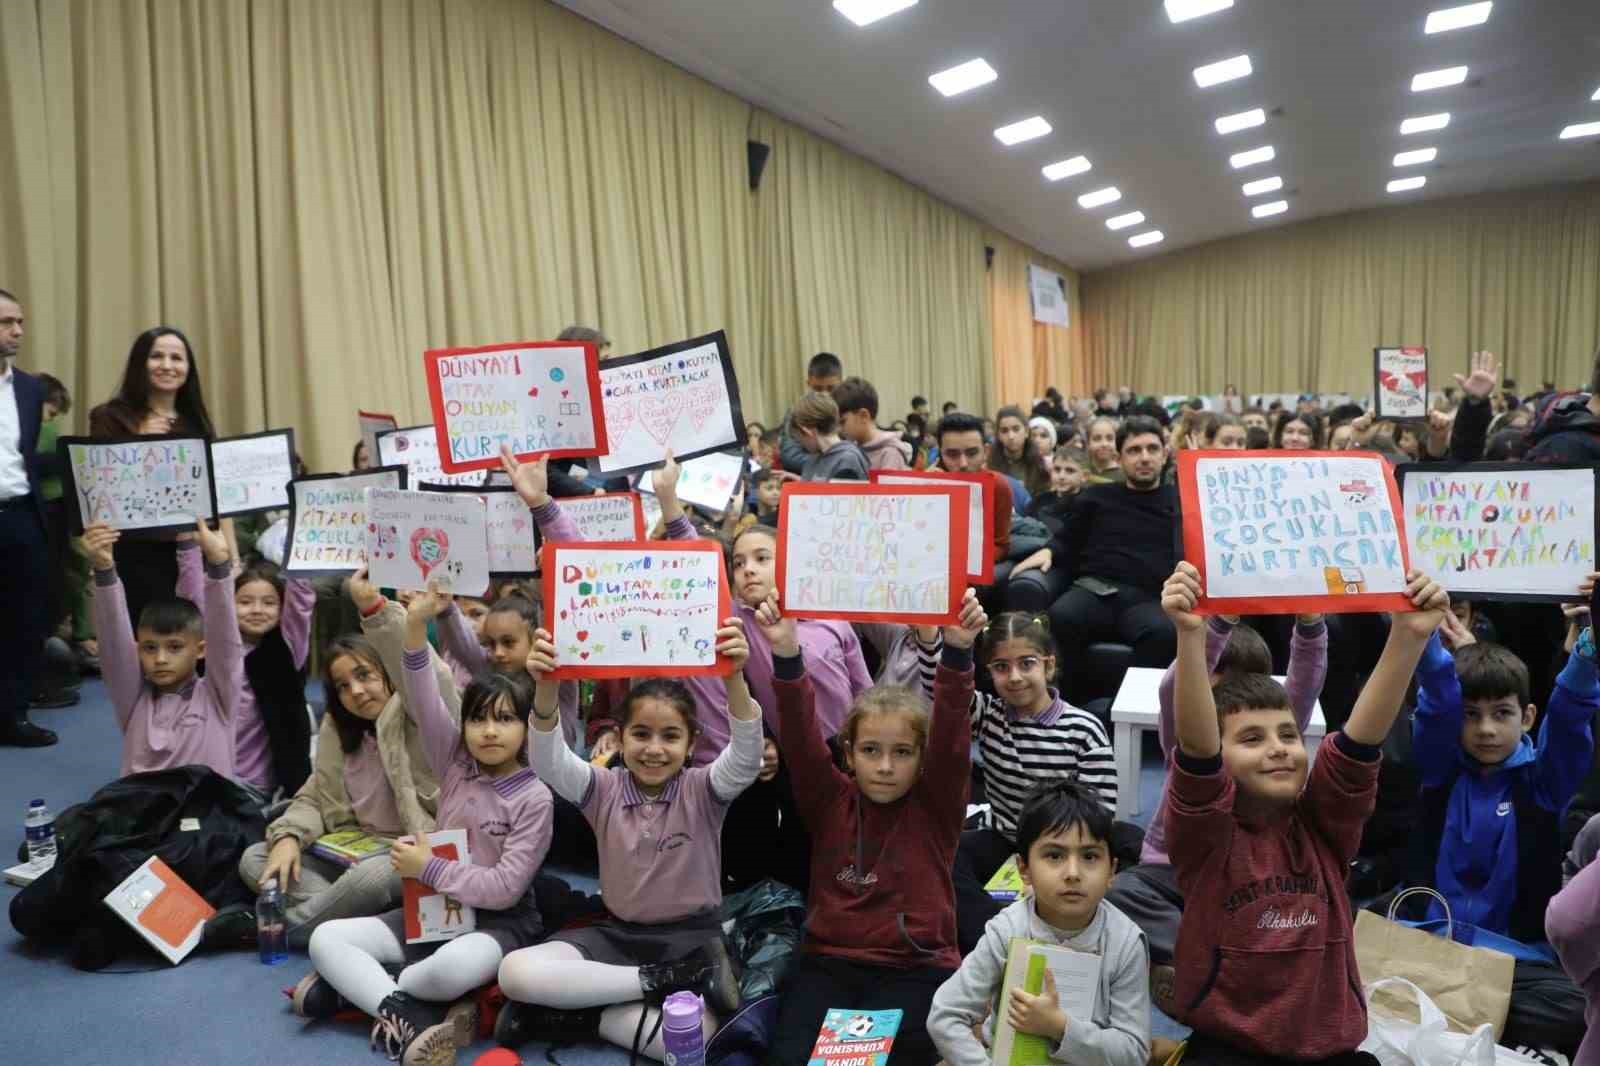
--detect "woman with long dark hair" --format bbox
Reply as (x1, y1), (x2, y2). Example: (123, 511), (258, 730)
(89, 327), (219, 624)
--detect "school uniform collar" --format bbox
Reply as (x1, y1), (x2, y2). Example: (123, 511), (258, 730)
(621, 773), (681, 807)
(1008, 688), (1067, 727)
(151, 676), (199, 700)
(487, 766), (538, 798)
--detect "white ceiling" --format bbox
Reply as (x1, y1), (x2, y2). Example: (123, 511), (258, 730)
(553, 0), (1600, 271)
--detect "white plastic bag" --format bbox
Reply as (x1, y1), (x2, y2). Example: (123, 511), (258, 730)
(1361, 978), (1544, 1066)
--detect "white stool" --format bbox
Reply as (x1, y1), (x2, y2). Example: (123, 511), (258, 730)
(1108, 667), (1326, 822)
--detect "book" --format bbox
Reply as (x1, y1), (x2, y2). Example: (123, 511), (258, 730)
(309, 829), (392, 868)
(990, 938), (1103, 1066)
(985, 854), (1029, 901)
(402, 828), (476, 945)
(3, 856), (53, 887)
(807, 1008), (902, 1066)
(102, 856), (216, 965)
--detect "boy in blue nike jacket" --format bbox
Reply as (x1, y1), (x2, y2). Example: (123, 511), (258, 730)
(1408, 616), (1600, 945)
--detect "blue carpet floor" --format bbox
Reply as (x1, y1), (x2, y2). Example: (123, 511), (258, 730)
(0, 678), (1185, 1064)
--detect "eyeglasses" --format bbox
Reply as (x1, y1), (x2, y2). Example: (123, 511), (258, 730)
(988, 656), (1044, 678)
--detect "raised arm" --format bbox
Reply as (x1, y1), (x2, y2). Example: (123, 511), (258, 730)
(1410, 629), (1464, 788)
(82, 524), (140, 730)
(525, 627), (596, 805)
(920, 590), (985, 823)
(351, 568), (460, 715)
(707, 617), (764, 803)
(400, 584), (468, 776)
(1165, 563), (1220, 760)
(501, 445), (583, 545)
(175, 538), (204, 607)
(435, 599), (488, 675)
(1157, 615), (1235, 757)
(195, 520), (244, 722)
(1532, 633), (1600, 812)
(757, 594), (846, 822)
(421, 787), (553, 911)
(281, 577), (317, 669)
(1345, 572), (1447, 746)
(1284, 615), (1328, 731)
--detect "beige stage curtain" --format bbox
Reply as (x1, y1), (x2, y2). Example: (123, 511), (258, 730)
(1081, 180), (1600, 398)
(0, 0), (994, 470)
(986, 231), (1093, 409)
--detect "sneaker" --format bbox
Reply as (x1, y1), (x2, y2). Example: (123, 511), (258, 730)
(289, 971), (348, 1020)
(493, 1002), (602, 1049)
(201, 903), (258, 951)
(636, 937), (742, 1015)
(371, 992), (454, 1064)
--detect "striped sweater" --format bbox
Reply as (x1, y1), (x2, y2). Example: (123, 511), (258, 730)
(916, 640), (1117, 839)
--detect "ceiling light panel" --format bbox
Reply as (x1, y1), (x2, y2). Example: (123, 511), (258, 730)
(1411, 66), (1469, 92)
(1424, 3), (1492, 34)
(1193, 54), (1252, 88)
(1128, 230), (1165, 248)
(1393, 148), (1438, 167)
(994, 116), (1051, 146)
(1388, 176), (1427, 192)
(1400, 112), (1451, 134)
(1229, 145), (1275, 169)
(1106, 211), (1146, 230)
(1077, 186), (1122, 209)
(928, 59), (997, 97)
(832, 0), (917, 27)
(1241, 176), (1283, 196)
(1164, 0), (1232, 24)
(1042, 156), (1091, 181)
(1215, 108), (1266, 135)
(1252, 200), (1288, 218)
(1561, 122), (1600, 140)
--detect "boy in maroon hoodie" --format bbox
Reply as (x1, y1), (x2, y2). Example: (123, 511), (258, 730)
(1161, 561), (1448, 1066)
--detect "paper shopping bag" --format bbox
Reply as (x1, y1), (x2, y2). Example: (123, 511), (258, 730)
(1353, 888), (1514, 1039)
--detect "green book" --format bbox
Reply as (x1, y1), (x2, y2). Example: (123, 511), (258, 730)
(985, 854), (1028, 901)
(308, 829), (391, 868)
(989, 938), (1102, 1065)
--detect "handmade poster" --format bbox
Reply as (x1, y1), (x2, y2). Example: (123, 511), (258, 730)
(358, 410), (398, 464)
(402, 828), (476, 945)
(364, 486), (491, 595)
(60, 435), (216, 534)
(210, 429), (296, 517)
(1397, 462), (1598, 602)
(376, 424), (486, 488)
(1177, 450), (1413, 615)
(541, 541), (731, 679)
(869, 469), (996, 584)
(424, 340), (607, 474)
(636, 451), (746, 515)
(554, 492), (647, 544)
(283, 467), (406, 576)
(777, 483), (966, 623)
(417, 484), (539, 577)
(589, 331), (744, 476)
(1028, 264), (1069, 327)
(1374, 347), (1428, 420)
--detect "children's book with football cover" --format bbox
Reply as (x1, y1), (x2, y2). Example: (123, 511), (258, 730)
(807, 1008), (902, 1066)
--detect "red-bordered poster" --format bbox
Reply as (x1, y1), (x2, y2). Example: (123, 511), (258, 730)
(869, 468), (996, 584)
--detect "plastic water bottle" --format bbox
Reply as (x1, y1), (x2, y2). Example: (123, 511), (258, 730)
(256, 877), (288, 965)
(660, 991), (705, 1066)
(24, 800), (56, 867)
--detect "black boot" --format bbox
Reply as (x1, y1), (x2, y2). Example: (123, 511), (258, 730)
(493, 1002), (603, 1049)
(369, 991), (447, 1064)
(636, 938), (742, 1015)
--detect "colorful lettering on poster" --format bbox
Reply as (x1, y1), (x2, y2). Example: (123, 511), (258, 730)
(1410, 477), (1593, 572)
(1201, 458), (1401, 575)
(788, 495), (950, 612)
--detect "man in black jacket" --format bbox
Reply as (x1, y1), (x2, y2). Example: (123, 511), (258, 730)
(1012, 415), (1180, 667)
(0, 288), (56, 746)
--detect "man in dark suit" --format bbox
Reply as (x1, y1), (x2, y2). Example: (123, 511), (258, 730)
(0, 288), (58, 746)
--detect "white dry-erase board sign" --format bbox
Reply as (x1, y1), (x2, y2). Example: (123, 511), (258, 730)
(1374, 347), (1428, 421)
(376, 424), (486, 488)
(364, 487), (491, 596)
(283, 467), (406, 576)
(1177, 449), (1413, 616)
(589, 331), (745, 477)
(1398, 462), (1598, 603)
(776, 483), (967, 624)
(60, 435), (217, 534)
(211, 429), (296, 517)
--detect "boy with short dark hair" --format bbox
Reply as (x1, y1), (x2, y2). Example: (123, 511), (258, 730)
(791, 390), (869, 481)
(1163, 560), (1447, 1064)
(833, 376), (911, 470)
(928, 779), (1150, 1066)
(751, 468), (781, 527)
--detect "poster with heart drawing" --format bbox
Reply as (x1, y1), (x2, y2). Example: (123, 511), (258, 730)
(587, 331), (745, 477)
(364, 486), (492, 595)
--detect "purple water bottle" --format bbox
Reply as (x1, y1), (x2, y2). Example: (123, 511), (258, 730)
(660, 991), (705, 1066)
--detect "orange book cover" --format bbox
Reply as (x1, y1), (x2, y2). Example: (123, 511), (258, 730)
(102, 856), (217, 965)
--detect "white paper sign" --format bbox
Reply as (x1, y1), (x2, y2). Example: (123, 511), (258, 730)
(592, 332), (743, 474)
(1028, 264), (1070, 327)
(426, 342), (603, 471)
(554, 493), (644, 543)
(63, 437), (215, 533)
(285, 469), (404, 575)
(377, 425), (486, 488)
(872, 471), (990, 581)
(1402, 465), (1596, 601)
(485, 491), (537, 576)
(211, 430), (295, 517)
(364, 487), (491, 595)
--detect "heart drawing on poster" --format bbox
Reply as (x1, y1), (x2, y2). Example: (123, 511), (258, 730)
(410, 527), (451, 581)
(637, 394), (680, 446)
(684, 382), (721, 432)
(604, 396), (636, 440)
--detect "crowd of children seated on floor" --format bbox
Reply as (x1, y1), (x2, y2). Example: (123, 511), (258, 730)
(18, 329), (1600, 1066)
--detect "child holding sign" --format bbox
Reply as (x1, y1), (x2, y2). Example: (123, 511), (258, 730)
(760, 588), (987, 1066)
(81, 519), (242, 778)
(495, 619), (763, 1059)
(296, 583), (553, 1066)
(1161, 561), (1447, 1064)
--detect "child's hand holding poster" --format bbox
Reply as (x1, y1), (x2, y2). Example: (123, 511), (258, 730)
(777, 483), (966, 624)
(541, 541), (730, 678)
(1177, 450), (1413, 614)
(283, 467), (406, 576)
(211, 429), (296, 517)
(589, 331), (744, 476)
(377, 424), (486, 488)
(1398, 462), (1598, 602)
(424, 341), (606, 474)
(60, 435), (216, 533)
(869, 469), (996, 584)
(1374, 347), (1428, 420)
(364, 487), (491, 595)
